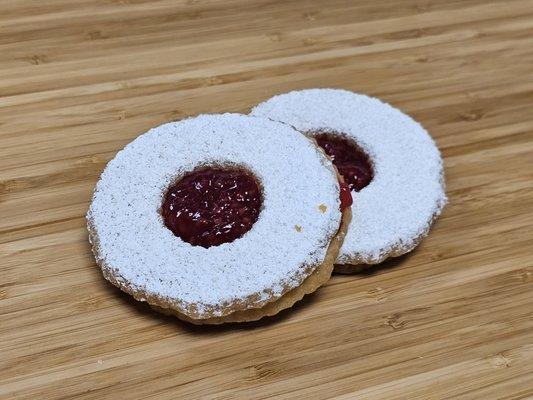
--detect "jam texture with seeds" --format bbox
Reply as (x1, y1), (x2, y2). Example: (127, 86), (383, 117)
(315, 133), (373, 192)
(162, 167), (262, 248)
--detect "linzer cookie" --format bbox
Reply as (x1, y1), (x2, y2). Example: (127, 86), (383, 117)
(251, 89), (446, 272)
(87, 114), (350, 324)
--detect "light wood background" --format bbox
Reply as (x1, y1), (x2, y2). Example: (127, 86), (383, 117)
(1, 1), (533, 399)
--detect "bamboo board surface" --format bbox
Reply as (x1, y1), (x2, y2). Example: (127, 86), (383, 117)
(1, 1), (533, 399)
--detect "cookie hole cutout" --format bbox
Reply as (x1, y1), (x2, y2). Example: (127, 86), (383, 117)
(312, 131), (374, 192)
(161, 165), (263, 248)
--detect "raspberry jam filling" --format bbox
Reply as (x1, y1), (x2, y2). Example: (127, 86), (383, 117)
(162, 166), (262, 248)
(339, 182), (353, 210)
(315, 133), (373, 193)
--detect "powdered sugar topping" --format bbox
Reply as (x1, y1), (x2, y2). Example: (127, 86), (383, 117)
(87, 113), (341, 318)
(251, 89), (446, 265)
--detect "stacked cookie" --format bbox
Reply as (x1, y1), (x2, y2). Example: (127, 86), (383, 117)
(87, 89), (446, 325)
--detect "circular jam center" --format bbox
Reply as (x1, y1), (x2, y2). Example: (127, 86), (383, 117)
(162, 167), (262, 248)
(314, 133), (373, 192)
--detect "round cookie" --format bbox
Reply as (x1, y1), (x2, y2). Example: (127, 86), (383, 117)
(87, 113), (350, 324)
(251, 89), (447, 271)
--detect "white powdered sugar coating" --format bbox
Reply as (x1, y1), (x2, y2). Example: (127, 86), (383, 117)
(87, 113), (341, 318)
(251, 89), (447, 265)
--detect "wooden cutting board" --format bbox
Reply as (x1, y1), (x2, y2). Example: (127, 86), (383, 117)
(1, 1), (532, 398)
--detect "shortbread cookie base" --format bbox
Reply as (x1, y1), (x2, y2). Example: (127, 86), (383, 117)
(152, 207), (351, 324)
(88, 114), (344, 321)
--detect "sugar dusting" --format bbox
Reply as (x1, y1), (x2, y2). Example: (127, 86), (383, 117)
(251, 89), (447, 265)
(87, 114), (341, 317)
